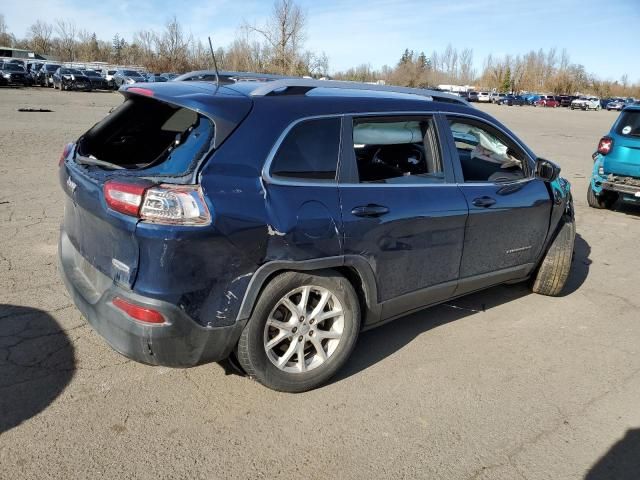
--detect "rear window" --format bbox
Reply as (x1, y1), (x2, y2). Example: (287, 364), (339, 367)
(77, 96), (214, 176)
(615, 111), (640, 137)
(270, 118), (341, 181)
(3, 63), (25, 71)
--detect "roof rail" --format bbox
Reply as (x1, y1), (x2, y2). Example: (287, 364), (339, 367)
(248, 78), (469, 105)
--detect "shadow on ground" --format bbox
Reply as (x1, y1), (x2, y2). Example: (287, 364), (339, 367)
(611, 200), (640, 217)
(562, 232), (591, 296)
(0, 305), (75, 433)
(334, 283), (531, 384)
(585, 429), (640, 480)
(334, 233), (591, 384)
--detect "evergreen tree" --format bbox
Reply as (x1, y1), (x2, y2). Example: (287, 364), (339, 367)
(502, 67), (511, 92)
(399, 48), (413, 65)
(112, 34), (126, 63)
(417, 51), (428, 71)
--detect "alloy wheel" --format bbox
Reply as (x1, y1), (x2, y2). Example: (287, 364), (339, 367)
(263, 285), (344, 373)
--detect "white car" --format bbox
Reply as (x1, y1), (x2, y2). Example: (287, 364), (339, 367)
(477, 92), (491, 102)
(490, 92), (506, 103)
(571, 96), (601, 111)
(102, 69), (117, 89)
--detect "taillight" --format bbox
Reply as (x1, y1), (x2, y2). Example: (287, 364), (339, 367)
(104, 181), (147, 216)
(112, 297), (165, 324)
(127, 87), (154, 97)
(104, 181), (211, 226)
(58, 142), (74, 167)
(597, 136), (613, 155)
(140, 185), (211, 225)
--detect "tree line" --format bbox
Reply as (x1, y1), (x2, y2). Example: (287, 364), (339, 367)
(334, 47), (638, 98)
(0, 2), (328, 76)
(1, 2), (637, 97)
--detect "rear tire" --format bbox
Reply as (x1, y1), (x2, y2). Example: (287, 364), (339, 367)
(236, 270), (361, 393)
(531, 218), (576, 296)
(587, 184), (617, 209)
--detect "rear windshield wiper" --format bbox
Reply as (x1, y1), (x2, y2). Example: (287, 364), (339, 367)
(75, 155), (125, 170)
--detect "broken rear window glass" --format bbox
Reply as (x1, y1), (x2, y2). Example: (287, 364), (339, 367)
(76, 96), (214, 176)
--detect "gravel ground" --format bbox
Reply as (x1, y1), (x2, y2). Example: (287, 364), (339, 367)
(1, 88), (639, 480)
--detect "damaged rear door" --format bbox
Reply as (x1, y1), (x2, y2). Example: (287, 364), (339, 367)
(261, 116), (343, 261)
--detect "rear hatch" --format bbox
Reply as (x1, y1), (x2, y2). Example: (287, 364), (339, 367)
(604, 109), (640, 178)
(60, 82), (252, 288)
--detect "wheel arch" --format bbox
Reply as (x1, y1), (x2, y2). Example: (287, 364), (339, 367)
(236, 256), (382, 328)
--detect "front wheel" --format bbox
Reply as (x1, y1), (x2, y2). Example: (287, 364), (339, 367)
(531, 218), (576, 296)
(236, 270), (361, 392)
(587, 184), (617, 209)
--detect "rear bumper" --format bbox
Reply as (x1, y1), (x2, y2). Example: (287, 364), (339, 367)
(58, 230), (244, 367)
(602, 176), (640, 197)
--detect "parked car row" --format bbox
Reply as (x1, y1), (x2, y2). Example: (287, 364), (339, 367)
(470, 92), (637, 112)
(461, 90), (637, 112)
(0, 58), (178, 92)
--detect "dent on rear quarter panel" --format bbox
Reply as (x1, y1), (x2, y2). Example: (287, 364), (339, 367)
(132, 220), (257, 328)
(262, 195), (342, 261)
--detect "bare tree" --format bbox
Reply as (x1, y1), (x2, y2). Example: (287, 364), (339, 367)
(247, 0), (306, 75)
(154, 16), (191, 72)
(55, 19), (77, 61)
(621, 73), (629, 91)
(0, 14), (15, 46)
(459, 48), (475, 84)
(135, 30), (156, 63)
(28, 20), (53, 54)
(305, 51), (329, 77)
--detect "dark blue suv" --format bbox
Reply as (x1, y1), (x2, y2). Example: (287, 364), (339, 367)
(59, 79), (575, 392)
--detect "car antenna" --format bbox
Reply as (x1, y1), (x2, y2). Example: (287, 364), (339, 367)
(208, 36), (220, 89)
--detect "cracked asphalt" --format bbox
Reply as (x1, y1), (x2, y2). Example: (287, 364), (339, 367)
(1, 89), (639, 479)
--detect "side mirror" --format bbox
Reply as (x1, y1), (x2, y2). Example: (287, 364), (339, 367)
(535, 158), (561, 182)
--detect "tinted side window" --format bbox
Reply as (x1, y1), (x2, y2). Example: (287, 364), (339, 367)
(615, 111), (640, 137)
(447, 117), (529, 183)
(350, 116), (443, 184)
(270, 118), (341, 180)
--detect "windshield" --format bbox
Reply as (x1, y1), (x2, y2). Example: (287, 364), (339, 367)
(83, 70), (100, 77)
(3, 63), (25, 71)
(45, 65), (61, 71)
(615, 111), (640, 137)
(61, 68), (83, 75)
(123, 70), (142, 77)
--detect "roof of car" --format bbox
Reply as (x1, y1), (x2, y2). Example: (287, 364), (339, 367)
(174, 70), (296, 82)
(226, 78), (469, 105)
(123, 79), (480, 120)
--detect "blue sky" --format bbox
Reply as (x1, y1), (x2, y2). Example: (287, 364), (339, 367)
(3, 0), (639, 81)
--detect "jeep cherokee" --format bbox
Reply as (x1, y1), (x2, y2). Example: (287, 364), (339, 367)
(58, 79), (575, 392)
